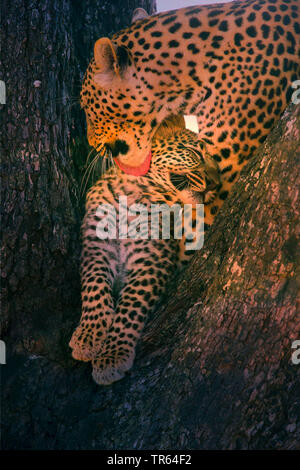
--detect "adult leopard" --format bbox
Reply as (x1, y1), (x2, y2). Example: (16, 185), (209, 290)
(81, 0), (300, 225)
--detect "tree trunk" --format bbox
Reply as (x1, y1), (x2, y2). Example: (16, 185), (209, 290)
(1, 1), (299, 451)
(0, 0), (156, 358)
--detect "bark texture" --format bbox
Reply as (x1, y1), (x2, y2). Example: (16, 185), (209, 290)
(1, 0), (81, 366)
(0, 1), (156, 359)
(1, 0), (299, 451)
(0, 0), (156, 448)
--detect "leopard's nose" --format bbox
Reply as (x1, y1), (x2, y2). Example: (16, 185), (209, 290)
(105, 139), (129, 158)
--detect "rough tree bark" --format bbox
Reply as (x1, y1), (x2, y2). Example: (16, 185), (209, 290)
(0, 0), (156, 448)
(1, 0), (299, 451)
(0, 1), (156, 370)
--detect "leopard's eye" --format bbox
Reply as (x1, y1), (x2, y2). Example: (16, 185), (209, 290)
(170, 173), (190, 191)
(205, 178), (218, 191)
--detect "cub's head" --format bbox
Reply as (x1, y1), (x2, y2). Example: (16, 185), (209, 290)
(149, 116), (221, 205)
(81, 36), (161, 175)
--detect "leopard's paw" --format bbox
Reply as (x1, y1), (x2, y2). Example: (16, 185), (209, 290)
(69, 323), (105, 362)
(91, 347), (135, 385)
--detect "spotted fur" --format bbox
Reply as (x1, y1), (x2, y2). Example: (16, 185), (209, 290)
(69, 120), (219, 385)
(81, 0), (300, 225)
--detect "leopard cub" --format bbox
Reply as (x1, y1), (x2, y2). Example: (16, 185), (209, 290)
(69, 118), (220, 385)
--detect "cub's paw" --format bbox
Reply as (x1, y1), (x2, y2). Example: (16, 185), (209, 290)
(91, 347), (135, 385)
(69, 323), (105, 362)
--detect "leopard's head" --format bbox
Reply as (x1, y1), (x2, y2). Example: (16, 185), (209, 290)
(149, 116), (221, 205)
(81, 37), (163, 175)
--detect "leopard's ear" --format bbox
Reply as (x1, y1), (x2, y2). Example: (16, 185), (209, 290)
(131, 8), (149, 24)
(93, 38), (130, 86)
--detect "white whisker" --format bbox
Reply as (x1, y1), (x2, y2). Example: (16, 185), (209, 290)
(80, 152), (99, 197)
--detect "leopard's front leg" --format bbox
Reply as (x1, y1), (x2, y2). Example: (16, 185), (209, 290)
(69, 241), (118, 362)
(92, 239), (177, 385)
